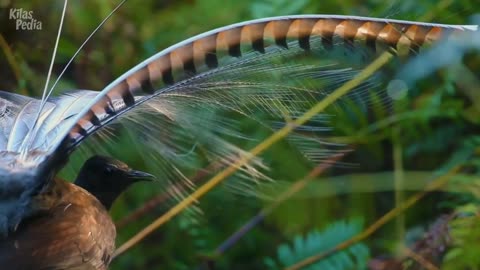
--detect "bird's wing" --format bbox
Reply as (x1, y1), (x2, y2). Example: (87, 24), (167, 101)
(0, 90), (99, 233)
(0, 182), (115, 270)
(0, 92), (42, 151)
(0, 90), (98, 157)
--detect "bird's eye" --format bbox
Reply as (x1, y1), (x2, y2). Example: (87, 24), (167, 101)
(104, 166), (114, 174)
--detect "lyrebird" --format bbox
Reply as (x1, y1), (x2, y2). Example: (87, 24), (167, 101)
(0, 3), (477, 269)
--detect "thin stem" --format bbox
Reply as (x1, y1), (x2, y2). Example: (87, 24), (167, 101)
(113, 51), (394, 258)
(116, 162), (222, 228)
(393, 126), (405, 250)
(403, 247), (439, 270)
(0, 34), (24, 94)
(284, 166), (460, 270)
(214, 152), (346, 255)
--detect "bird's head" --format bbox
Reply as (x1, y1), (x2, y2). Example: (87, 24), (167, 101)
(74, 155), (154, 210)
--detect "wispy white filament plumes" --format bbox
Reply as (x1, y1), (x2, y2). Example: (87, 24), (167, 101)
(19, 0), (69, 159)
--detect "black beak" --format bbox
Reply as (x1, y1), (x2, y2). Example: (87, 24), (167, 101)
(127, 169), (155, 181)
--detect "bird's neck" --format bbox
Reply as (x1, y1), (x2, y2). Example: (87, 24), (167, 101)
(73, 177), (127, 210)
(89, 191), (118, 210)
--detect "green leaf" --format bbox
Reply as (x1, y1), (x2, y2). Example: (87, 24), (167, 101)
(265, 219), (370, 270)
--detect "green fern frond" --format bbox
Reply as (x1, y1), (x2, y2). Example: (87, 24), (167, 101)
(264, 219), (369, 270)
(443, 204), (480, 270)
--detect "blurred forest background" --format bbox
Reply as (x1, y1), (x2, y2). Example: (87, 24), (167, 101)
(0, 0), (479, 269)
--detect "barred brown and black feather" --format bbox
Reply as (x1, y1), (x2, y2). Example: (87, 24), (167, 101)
(63, 16), (475, 145)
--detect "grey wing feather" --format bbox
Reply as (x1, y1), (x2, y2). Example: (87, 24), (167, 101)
(0, 91), (36, 150)
(0, 90), (99, 156)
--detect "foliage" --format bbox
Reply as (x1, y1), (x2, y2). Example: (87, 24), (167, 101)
(265, 219), (369, 270)
(443, 204), (480, 270)
(250, 0), (310, 18)
(0, 0), (479, 269)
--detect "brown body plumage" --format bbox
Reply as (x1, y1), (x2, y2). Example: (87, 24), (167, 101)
(0, 178), (115, 270)
(0, 156), (152, 270)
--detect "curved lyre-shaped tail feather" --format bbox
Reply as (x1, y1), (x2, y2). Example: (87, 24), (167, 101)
(52, 15), (475, 211)
(54, 15), (476, 151)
